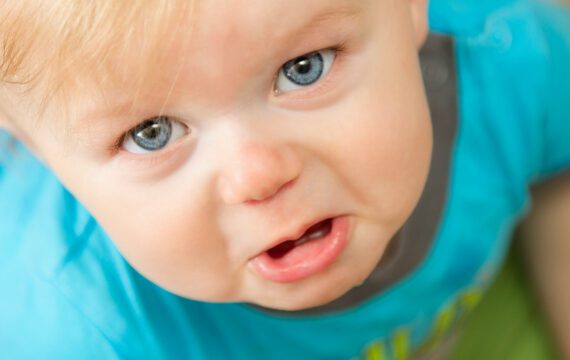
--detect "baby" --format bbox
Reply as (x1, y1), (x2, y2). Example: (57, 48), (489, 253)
(0, 0), (569, 358)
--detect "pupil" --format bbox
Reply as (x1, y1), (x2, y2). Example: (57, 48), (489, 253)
(143, 125), (160, 139)
(295, 58), (312, 74)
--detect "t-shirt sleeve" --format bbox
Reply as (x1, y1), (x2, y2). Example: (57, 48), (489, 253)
(535, 1), (570, 178)
(0, 131), (121, 359)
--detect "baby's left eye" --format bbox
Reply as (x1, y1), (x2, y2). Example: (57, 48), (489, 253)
(275, 49), (336, 94)
(121, 116), (188, 154)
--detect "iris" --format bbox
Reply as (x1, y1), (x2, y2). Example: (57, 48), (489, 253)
(130, 116), (173, 151)
(282, 52), (324, 86)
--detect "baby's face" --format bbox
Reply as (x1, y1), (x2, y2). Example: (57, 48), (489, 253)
(9, 0), (431, 310)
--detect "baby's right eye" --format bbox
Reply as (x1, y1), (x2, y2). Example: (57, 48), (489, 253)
(121, 116), (189, 154)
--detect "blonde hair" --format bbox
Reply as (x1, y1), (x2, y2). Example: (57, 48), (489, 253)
(0, 1), (192, 114)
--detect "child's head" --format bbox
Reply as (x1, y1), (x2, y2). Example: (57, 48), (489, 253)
(0, 0), (431, 310)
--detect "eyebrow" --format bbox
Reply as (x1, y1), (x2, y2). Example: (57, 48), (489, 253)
(302, 4), (362, 30)
(269, 2), (363, 48)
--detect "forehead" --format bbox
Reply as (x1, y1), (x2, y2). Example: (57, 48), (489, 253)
(190, 0), (362, 67)
(64, 0), (366, 121)
(0, 0), (374, 135)
(169, 1), (362, 92)
(132, 0), (363, 80)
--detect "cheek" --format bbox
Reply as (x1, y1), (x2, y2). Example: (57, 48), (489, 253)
(67, 172), (236, 299)
(356, 108), (432, 221)
(324, 75), (432, 224)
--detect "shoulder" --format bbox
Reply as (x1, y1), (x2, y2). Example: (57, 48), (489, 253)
(429, 0), (570, 180)
(429, 0), (570, 40)
(0, 134), (118, 358)
(429, 0), (569, 78)
(428, 0), (570, 99)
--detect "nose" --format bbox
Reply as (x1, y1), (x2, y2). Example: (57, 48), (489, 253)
(218, 141), (302, 205)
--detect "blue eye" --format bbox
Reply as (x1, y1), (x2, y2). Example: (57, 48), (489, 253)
(275, 49), (336, 94)
(122, 116), (188, 154)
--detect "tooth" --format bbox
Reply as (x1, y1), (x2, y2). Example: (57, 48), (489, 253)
(307, 228), (328, 240)
(293, 225), (330, 246)
(294, 235), (311, 246)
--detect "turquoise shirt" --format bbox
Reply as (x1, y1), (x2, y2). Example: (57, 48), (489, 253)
(1, 0), (569, 358)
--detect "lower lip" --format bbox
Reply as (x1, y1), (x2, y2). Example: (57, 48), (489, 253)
(249, 216), (350, 283)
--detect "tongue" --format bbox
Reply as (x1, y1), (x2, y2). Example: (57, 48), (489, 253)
(267, 219), (332, 259)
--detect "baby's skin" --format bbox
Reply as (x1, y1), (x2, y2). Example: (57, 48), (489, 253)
(0, 0), (430, 311)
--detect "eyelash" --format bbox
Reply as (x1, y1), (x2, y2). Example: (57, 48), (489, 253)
(109, 128), (190, 168)
(273, 42), (348, 99)
(110, 132), (129, 153)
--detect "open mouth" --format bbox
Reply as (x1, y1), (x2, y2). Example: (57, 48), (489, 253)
(266, 218), (333, 259)
(250, 216), (349, 283)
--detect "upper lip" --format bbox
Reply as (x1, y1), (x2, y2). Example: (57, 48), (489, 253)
(253, 215), (336, 257)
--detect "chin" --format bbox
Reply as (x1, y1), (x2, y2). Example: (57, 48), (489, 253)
(264, 297), (335, 312)
(253, 296), (334, 312)
(253, 272), (368, 312)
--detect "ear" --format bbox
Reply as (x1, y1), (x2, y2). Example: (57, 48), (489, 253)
(409, 0), (429, 48)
